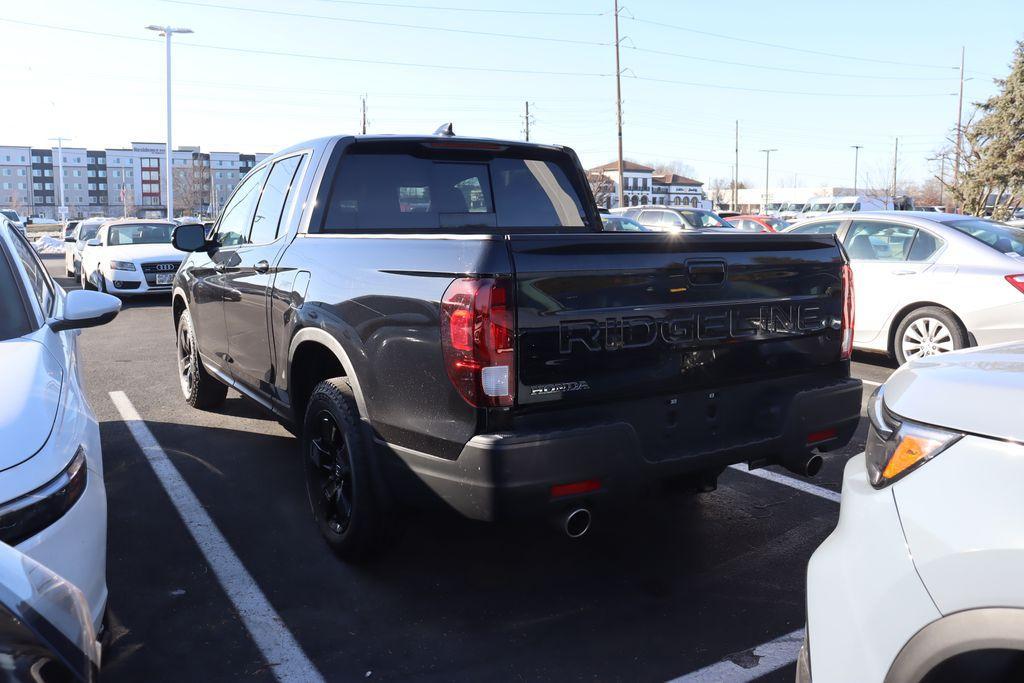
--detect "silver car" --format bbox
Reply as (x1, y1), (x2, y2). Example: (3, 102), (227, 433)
(786, 211), (1024, 364)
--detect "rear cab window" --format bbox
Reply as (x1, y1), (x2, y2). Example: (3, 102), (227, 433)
(318, 140), (595, 232)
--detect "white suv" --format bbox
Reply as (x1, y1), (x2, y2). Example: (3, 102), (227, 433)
(802, 342), (1024, 682)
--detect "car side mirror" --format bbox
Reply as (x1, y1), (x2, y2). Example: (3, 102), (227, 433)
(64, 236), (76, 243)
(172, 223), (209, 252)
(85, 238), (100, 247)
(49, 289), (121, 333)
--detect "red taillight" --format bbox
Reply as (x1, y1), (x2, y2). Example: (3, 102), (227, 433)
(806, 428), (838, 445)
(1006, 274), (1024, 295)
(440, 278), (515, 407)
(840, 264), (855, 360)
(550, 479), (601, 499)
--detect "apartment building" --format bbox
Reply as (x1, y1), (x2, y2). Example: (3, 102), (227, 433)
(0, 141), (269, 220)
(588, 160), (708, 209)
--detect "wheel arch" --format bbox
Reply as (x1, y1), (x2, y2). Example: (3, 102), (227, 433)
(887, 301), (970, 356)
(287, 327), (368, 425)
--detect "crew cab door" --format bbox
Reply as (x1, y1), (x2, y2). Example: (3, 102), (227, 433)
(191, 165), (269, 373)
(222, 154), (306, 392)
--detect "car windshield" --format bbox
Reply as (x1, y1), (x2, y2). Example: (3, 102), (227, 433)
(942, 218), (1024, 257)
(809, 202), (833, 212)
(0, 211), (18, 221)
(601, 216), (649, 232)
(107, 223), (175, 246)
(80, 224), (101, 240)
(0, 243), (32, 341)
(680, 210), (728, 228)
(833, 203), (855, 211)
(765, 217), (790, 229)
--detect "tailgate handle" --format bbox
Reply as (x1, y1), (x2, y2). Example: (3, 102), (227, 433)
(687, 260), (726, 286)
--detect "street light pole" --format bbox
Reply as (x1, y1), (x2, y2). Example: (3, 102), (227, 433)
(613, 0), (624, 210)
(48, 136), (70, 221)
(146, 25), (193, 221)
(760, 148), (776, 213)
(850, 145), (862, 194)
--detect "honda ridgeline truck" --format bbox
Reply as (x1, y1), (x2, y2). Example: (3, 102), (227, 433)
(170, 133), (861, 560)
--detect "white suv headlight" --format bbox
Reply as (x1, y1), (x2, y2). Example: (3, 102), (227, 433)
(865, 386), (962, 488)
(108, 260), (136, 271)
(0, 448), (87, 545)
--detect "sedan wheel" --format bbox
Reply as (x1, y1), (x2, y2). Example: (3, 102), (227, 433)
(901, 317), (955, 360)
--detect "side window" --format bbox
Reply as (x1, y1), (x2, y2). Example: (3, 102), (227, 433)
(792, 220), (842, 235)
(8, 227), (54, 317)
(907, 230), (943, 261)
(216, 166), (269, 247)
(638, 210), (658, 224)
(250, 155), (304, 244)
(844, 221), (917, 261)
(661, 211), (683, 227)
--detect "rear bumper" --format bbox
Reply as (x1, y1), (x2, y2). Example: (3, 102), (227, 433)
(383, 376), (862, 521)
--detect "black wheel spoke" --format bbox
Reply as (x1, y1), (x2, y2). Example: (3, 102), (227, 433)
(306, 409), (354, 535)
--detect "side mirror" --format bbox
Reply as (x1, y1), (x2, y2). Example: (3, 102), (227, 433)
(172, 223), (209, 252)
(50, 290), (121, 333)
(85, 238), (100, 247)
(64, 236), (76, 243)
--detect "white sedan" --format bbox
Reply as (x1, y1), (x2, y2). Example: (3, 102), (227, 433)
(0, 216), (120, 633)
(80, 219), (183, 295)
(802, 342), (1024, 682)
(787, 212), (1024, 364)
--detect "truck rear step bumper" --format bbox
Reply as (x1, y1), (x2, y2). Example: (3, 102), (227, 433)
(380, 377), (862, 521)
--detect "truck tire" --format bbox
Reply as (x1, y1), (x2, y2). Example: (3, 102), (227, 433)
(302, 378), (383, 561)
(176, 309), (228, 409)
(894, 306), (966, 365)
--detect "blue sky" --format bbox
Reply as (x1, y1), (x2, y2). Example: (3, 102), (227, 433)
(3, 0), (1022, 188)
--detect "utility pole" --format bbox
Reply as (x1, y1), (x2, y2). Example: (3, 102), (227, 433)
(760, 148), (776, 212)
(733, 120), (739, 209)
(850, 145), (862, 194)
(48, 136), (70, 222)
(361, 94), (368, 135)
(523, 101), (531, 141)
(953, 46), (965, 212)
(146, 25), (193, 221)
(613, 0), (624, 209)
(891, 137), (899, 202)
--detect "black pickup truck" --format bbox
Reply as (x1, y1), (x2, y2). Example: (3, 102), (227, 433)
(170, 133), (861, 560)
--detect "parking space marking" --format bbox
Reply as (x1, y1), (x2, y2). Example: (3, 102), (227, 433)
(668, 628), (804, 682)
(109, 391), (324, 683)
(729, 464), (842, 503)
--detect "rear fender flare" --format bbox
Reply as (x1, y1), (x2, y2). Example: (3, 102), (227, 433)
(287, 327), (369, 418)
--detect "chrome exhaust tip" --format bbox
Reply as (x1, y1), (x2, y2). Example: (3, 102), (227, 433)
(563, 508), (591, 539)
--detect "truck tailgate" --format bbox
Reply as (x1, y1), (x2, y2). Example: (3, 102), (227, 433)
(511, 232), (847, 407)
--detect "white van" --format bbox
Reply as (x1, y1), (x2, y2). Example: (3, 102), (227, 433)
(798, 196), (837, 219)
(779, 202), (807, 220)
(827, 195), (891, 213)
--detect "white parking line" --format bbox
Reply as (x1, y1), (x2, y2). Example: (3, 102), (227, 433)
(729, 464), (841, 503)
(109, 391), (324, 683)
(667, 628), (805, 682)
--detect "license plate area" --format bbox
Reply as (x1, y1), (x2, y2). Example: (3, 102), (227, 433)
(155, 273), (174, 285)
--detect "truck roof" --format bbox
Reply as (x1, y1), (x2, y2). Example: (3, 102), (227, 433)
(275, 134), (572, 160)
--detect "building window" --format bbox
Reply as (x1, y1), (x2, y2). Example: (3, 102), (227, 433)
(98, 170), (106, 178)
(99, 183), (106, 190)
(33, 183), (41, 190)
(17, 169), (24, 176)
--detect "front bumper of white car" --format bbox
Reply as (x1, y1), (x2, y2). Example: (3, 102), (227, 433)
(802, 454), (941, 683)
(99, 260), (180, 295)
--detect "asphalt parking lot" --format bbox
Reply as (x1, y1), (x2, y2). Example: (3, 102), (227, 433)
(41, 254), (895, 682)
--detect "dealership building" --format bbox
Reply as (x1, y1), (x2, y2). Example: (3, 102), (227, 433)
(0, 141), (269, 220)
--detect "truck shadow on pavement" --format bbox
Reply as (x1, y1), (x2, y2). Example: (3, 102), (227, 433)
(100, 416), (838, 682)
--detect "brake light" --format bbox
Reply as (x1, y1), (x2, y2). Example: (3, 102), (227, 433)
(1006, 274), (1024, 294)
(441, 278), (515, 407)
(840, 264), (855, 360)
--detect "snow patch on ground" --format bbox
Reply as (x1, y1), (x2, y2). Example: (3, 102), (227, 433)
(33, 235), (66, 254)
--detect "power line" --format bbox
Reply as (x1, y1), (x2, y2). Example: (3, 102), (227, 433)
(162, 0), (608, 47)
(624, 16), (960, 71)
(308, 0), (606, 16)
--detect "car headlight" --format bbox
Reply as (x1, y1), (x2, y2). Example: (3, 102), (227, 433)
(108, 260), (136, 271)
(0, 448), (88, 546)
(865, 386), (962, 488)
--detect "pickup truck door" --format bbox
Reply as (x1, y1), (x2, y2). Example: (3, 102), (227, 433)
(222, 154), (305, 392)
(191, 165), (269, 374)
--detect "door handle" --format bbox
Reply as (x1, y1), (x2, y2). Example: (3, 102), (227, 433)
(893, 269), (917, 276)
(254, 260), (270, 274)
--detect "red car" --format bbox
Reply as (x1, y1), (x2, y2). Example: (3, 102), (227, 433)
(726, 215), (790, 233)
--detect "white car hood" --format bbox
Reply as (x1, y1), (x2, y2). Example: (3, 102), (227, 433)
(885, 342), (1024, 442)
(0, 339), (63, 469)
(98, 243), (182, 262)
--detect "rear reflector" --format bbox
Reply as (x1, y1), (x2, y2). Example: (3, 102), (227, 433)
(1006, 274), (1024, 295)
(550, 479), (601, 499)
(806, 428), (838, 445)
